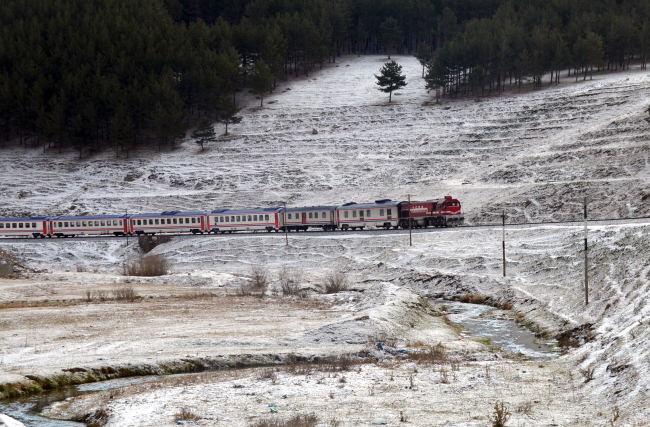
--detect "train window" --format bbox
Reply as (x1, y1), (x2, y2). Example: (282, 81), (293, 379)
(366, 210), (370, 217)
(225, 216), (229, 222)
(230, 216), (234, 222)
(32, 223), (37, 227)
(253, 215), (258, 221)
(100, 221), (105, 226)
(380, 209), (384, 216)
(322, 212), (326, 218)
(82, 221), (87, 227)
(218, 217), (223, 223)
(12, 223), (16, 228)
(0, 224), (3, 228)
(344, 211), (349, 218)
(58, 222), (62, 227)
(387, 209), (392, 216)
(236, 216), (241, 222)
(352, 211), (357, 218)
(94, 221), (99, 226)
(24, 223), (30, 228)
(172, 219), (177, 224)
(167, 219), (171, 224)
(288, 213), (292, 219)
(154, 219), (159, 225)
(265, 215), (269, 221)
(309, 213), (313, 219)
(183, 218), (188, 224)
(119, 220), (123, 226)
(63, 222), (68, 227)
(248, 215), (252, 221)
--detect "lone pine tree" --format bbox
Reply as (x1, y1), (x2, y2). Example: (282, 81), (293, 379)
(191, 119), (216, 151)
(249, 61), (274, 107)
(375, 60), (407, 103)
(216, 99), (242, 135)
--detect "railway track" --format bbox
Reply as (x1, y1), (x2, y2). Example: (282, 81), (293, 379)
(2, 216), (650, 244)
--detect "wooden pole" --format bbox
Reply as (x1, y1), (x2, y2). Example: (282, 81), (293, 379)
(502, 211), (506, 277)
(408, 194), (412, 246)
(283, 202), (288, 246)
(584, 198), (588, 305)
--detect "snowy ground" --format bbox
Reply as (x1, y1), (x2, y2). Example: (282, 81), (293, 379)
(44, 358), (607, 427)
(3, 55), (650, 425)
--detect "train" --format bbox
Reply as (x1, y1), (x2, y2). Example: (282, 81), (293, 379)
(0, 196), (463, 238)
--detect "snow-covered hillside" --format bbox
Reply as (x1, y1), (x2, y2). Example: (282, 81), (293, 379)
(3, 55), (650, 224)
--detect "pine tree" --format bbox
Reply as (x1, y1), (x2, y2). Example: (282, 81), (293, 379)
(375, 60), (407, 103)
(216, 99), (242, 135)
(415, 43), (432, 77)
(249, 61), (274, 107)
(191, 118), (216, 151)
(380, 17), (402, 59)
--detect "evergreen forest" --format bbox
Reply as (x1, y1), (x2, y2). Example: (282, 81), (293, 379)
(1, 0), (648, 156)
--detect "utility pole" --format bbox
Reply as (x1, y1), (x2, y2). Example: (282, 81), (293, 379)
(283, 202), (288, 246)
(502, 211), (506, 277)
(408, 194), (412, 247)
(584, 198), (588, 305)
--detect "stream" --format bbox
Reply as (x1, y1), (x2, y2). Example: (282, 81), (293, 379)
(435, 299), (558, 359)
(1, 300), (556, 425)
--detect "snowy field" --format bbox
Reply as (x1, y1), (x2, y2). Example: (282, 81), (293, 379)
(3, 55), (650, 425)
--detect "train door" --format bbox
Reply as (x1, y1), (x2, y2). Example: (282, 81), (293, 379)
(387, 208), (392, 220)
(302, 212), (306, 224)
(330, 211), (334, 225)
(200, 216), (205, 231)
(275, 213), (279, 229)
(123, 219), (128, 234)
(42, 221), (47, 236)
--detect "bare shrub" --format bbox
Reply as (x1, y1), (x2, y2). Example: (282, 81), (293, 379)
(256, 368), (278, 384)
(96, 290), (109, 301)
(502, 301), (512, 310)
(317, 354), (355, 372)
(490, 401), (511, 427)
(249, 414), (319, 427)
(516, 401), (533, 415)
(76, 264), (88, 273)
(243, 265), (268, 298)
(324, 269), (348, 294)
(279, 266), (303, 296)
(399, 411), (409, 422)
(84, 290), (94, 302)
(251, 265), (268, 290)
(579, 364), (596, 382)
(460, 293), (486, 304)
(236, 283), (252, 296)
(174, 408), (201, 422)
(368, 333), (398, 348)
(123, 254), (170, 277)
(113, 286), (139, 302)
(80, 407), (110, 427)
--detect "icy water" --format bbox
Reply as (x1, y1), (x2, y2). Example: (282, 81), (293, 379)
(0, 375), (173, 426)
(435, 299), (558, 359)
(1, 301), (554, 425)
